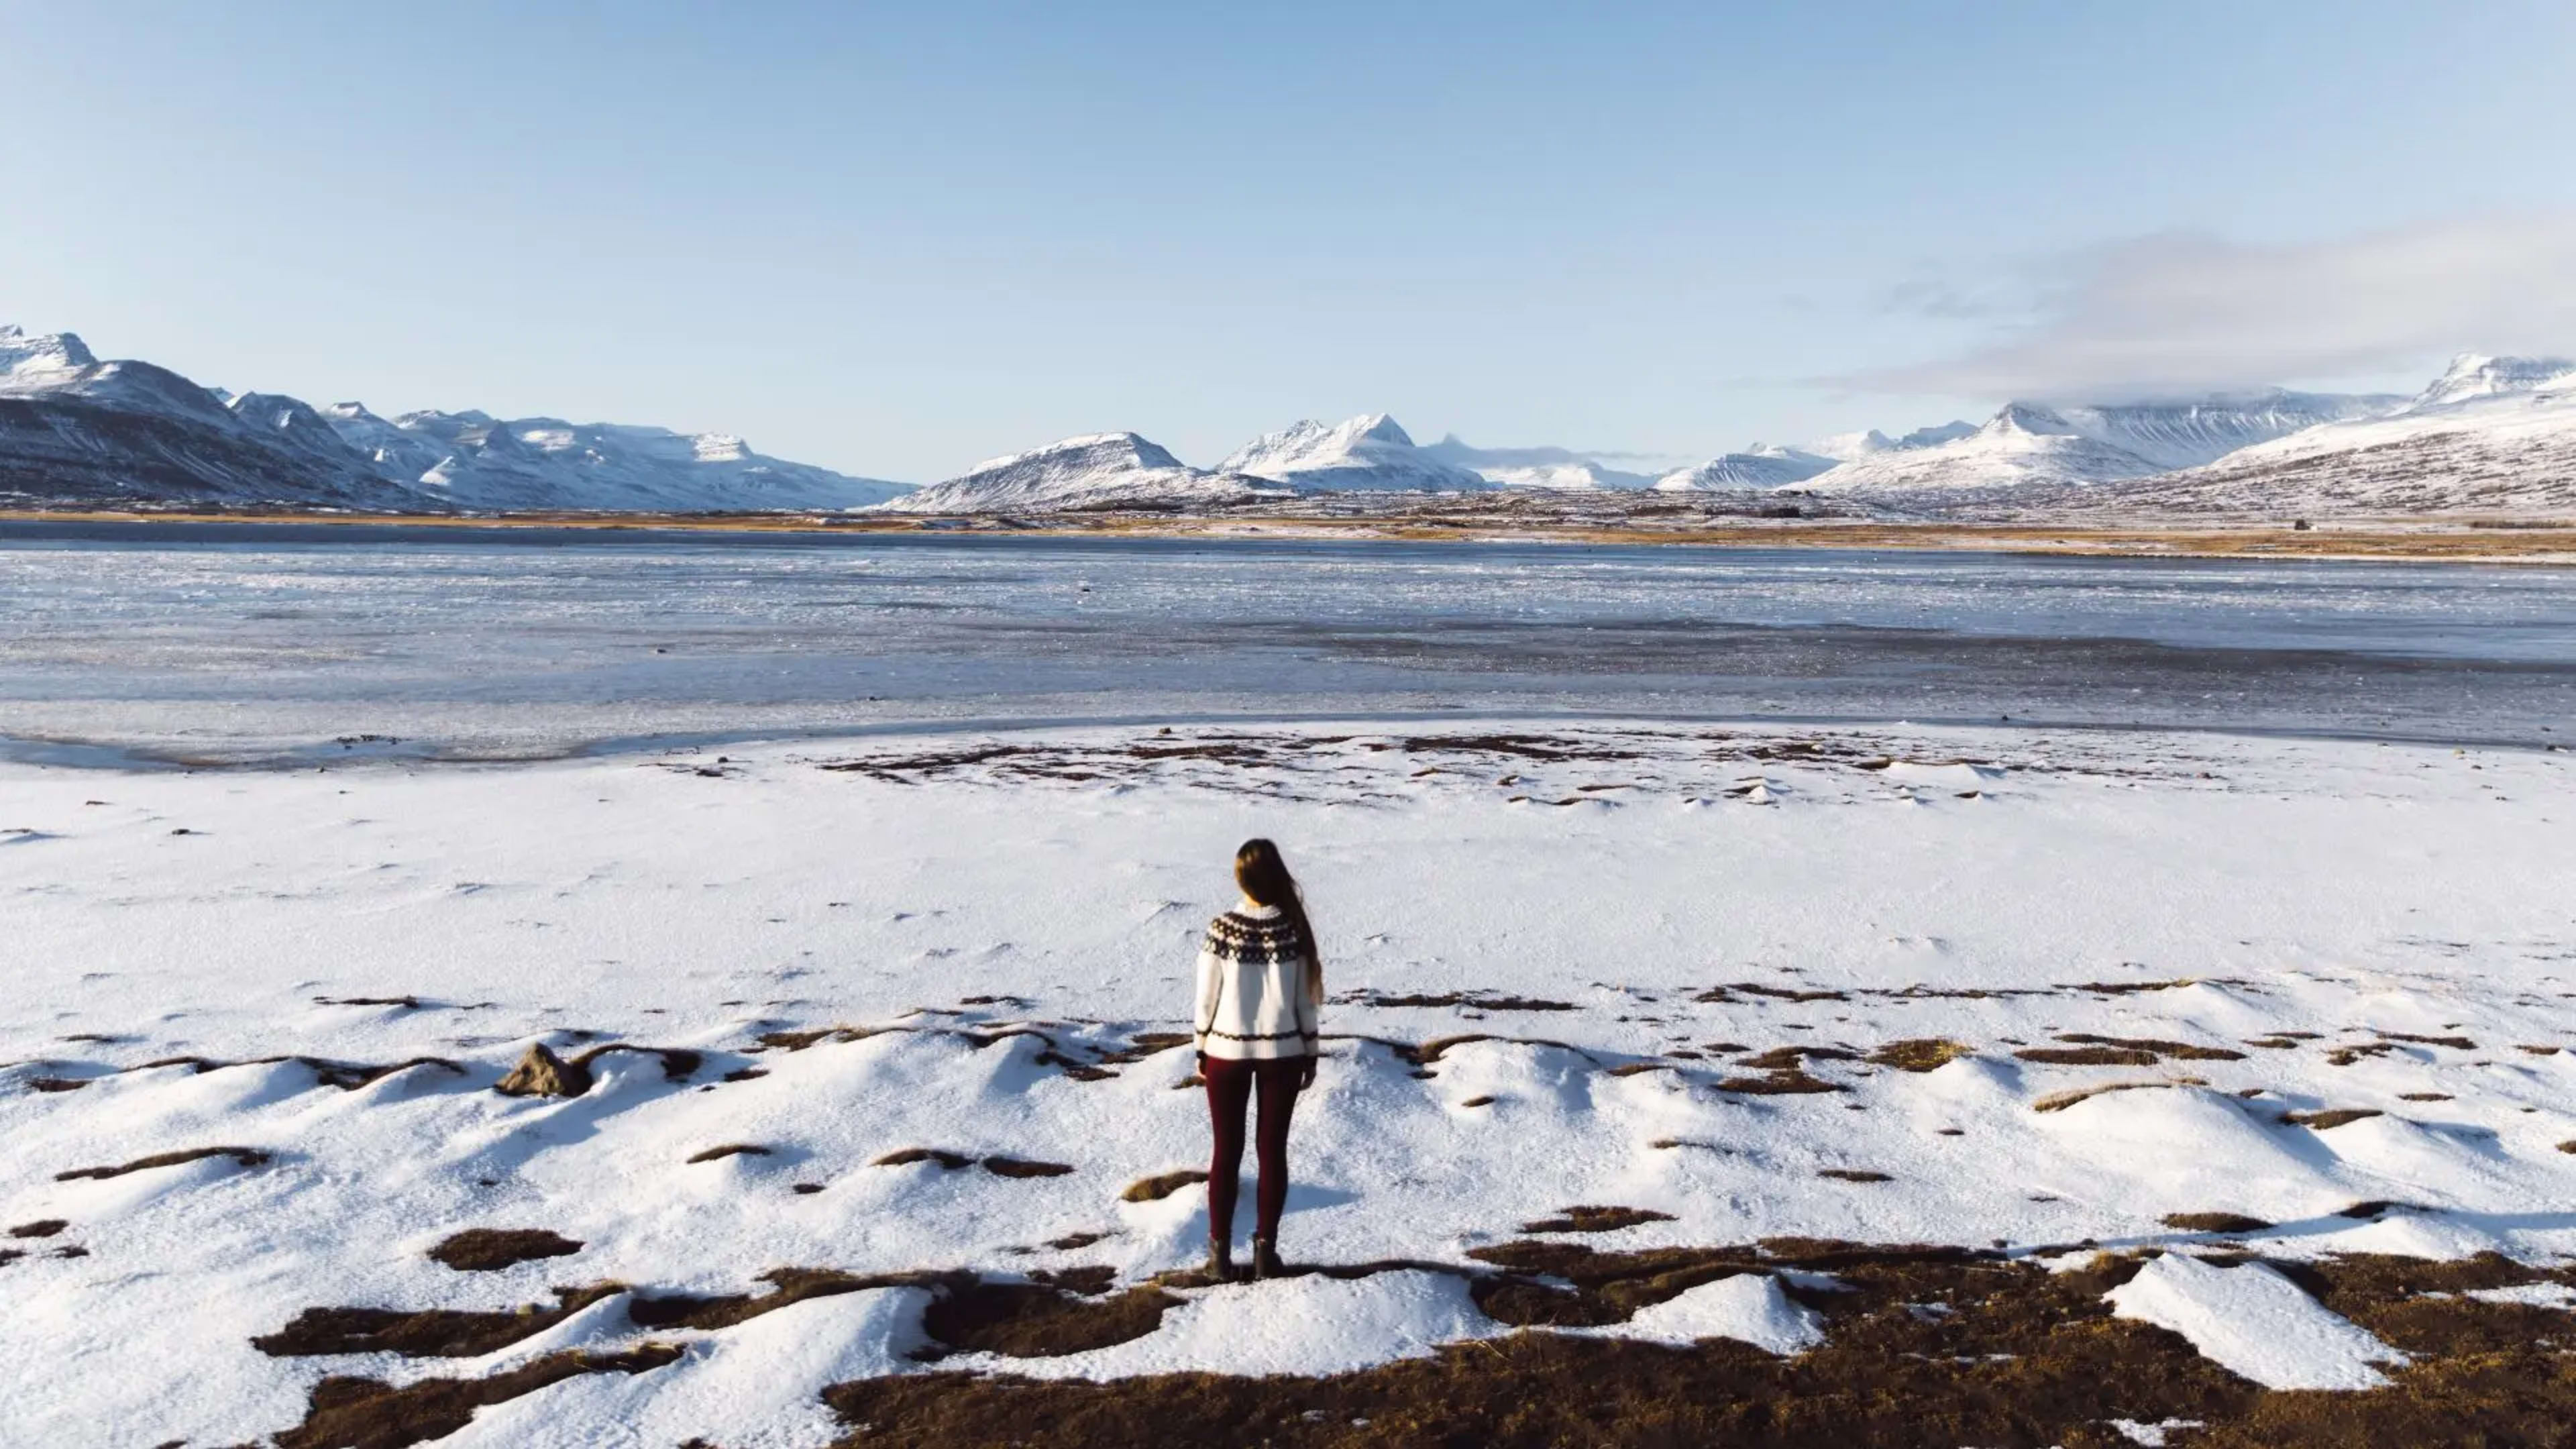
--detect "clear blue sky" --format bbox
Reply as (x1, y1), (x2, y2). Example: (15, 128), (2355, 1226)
(4, 2), (2571, 480)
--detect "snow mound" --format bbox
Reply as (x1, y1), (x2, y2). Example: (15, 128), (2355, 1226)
(1580, 1273), (1826, 1354)
(998, 1272), (1505, 1379)
(1219, 414), (1495, 493)
(2106, 1255), (2403, 1391)
(877, 432), (1277, 514)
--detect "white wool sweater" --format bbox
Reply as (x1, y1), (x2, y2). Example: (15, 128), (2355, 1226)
(1193, 902), (1322, 1061)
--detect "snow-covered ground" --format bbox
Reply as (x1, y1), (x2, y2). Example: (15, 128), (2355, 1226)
(5, 719), (2574, 1444)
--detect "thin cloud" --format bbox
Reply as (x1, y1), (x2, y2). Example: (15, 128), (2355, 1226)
(1845, 215), (2576, 400)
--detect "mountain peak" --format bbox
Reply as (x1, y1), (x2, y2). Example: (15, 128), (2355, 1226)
(1217, 413), (1488, 492)
(0, 325), (98, 379)
(2414, 354), (2576, 409)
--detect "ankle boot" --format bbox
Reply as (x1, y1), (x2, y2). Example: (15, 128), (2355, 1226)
(1252, 1236), (1286, 1280)
(1206, 1240), (1237, 1283)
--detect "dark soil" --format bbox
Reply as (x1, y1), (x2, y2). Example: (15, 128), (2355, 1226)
(55, 1145), (270, 1181)
(27, 1077), (89, 1091)
(1818, 1170), (1893, 1183)
(687, 1143), (774, 1163)
(427, 1228), (583, 1271)
(8, 1220), (67, 1238)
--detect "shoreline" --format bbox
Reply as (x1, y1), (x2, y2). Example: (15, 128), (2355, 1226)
(4, 708), (2568, 776)
(7, 505), (2576, 562)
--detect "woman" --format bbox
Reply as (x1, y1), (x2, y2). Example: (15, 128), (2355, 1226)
(1193, 837), (1323, 1281)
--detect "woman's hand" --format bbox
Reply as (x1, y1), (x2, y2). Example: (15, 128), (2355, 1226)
(1296, 1056), (1317, 1091)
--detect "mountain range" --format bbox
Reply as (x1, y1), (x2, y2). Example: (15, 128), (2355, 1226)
(0, 326), (910, 512)
(3, 323), (2570, 517)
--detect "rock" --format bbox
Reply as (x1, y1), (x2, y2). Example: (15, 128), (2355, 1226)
(496, 1042), (592, 1098)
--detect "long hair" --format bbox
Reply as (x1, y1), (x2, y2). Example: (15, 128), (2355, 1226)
(1234, 838), (1322, 1002)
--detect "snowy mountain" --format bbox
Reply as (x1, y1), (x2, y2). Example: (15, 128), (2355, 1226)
(877, 433), (1279, 514)
(0, 328), (403, 508)
(1789, 391), (2399, 498)
(1804, 421), (1978, 462)
(2072, 356), (2576, 517)
(1654, 444), (1839, 491)
(331, 407), (914, 512)
(1219, 415), (1495, 492)
(0, 324), (911, 513)
(1417, 435), (1660, 490)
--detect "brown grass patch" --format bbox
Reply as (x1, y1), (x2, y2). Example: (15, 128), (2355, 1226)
(2514, 1044), (2562, 1055)
(1715, 1069), (1844, 1095)
(1737, 1046), (1862, 1070)
(1520, 1205), (1677, 1234)
(27, 1077), (89, 1092)
(270, 1345), (681, 1449)
(55, 1145), (270, 1181)
(2014, 1046), (2162, 1067)
(1866, 1038), (1972, 1073)
(2054, 1033), (2248, 1062)
(8, 1220), (67, 1238)
(817, 1244), (2576, 1449)
(1460, 1095), (1497, 1108)
(686, 1143), (773, 1164)
(2031, 1077), (2207, 1113)
(983, 1157), (1075, 1179)
(2376, 1032), (2477, 1050)
(2160, 1213), (2271, 1234)
(2063, 977), (2199, 994)
(1348, 991), (1578, 1012)
(427, 1228), (582, 1271)
(1818, 1169), (1892, 1183)
(256, 1285), (629, 1358)
(1726, 982), (1851, 1003)
(875, 1147), (973, 1169)
(920, 1282), (1180, 1358)
(2281, 1109), (2383, 1130)
(1121, 1171), (1208, 1203)
(1604, 1063), (1669, 1077)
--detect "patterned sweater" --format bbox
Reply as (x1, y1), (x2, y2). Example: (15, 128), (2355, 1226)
(1193, 902), (1322, 1061)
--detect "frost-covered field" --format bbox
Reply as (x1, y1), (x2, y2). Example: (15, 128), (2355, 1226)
(5, 720), (2575, 1446)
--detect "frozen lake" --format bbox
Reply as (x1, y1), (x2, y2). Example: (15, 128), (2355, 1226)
(4, 520), (2574, 761)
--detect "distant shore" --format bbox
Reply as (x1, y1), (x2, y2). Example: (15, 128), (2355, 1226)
(5, 506), (2575, 562)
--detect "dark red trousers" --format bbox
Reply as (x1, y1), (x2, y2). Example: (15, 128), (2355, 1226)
(1202, 1054), (1307, 1245)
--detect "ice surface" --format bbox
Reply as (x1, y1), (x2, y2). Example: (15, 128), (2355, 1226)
(3, 526), (2573, 763)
